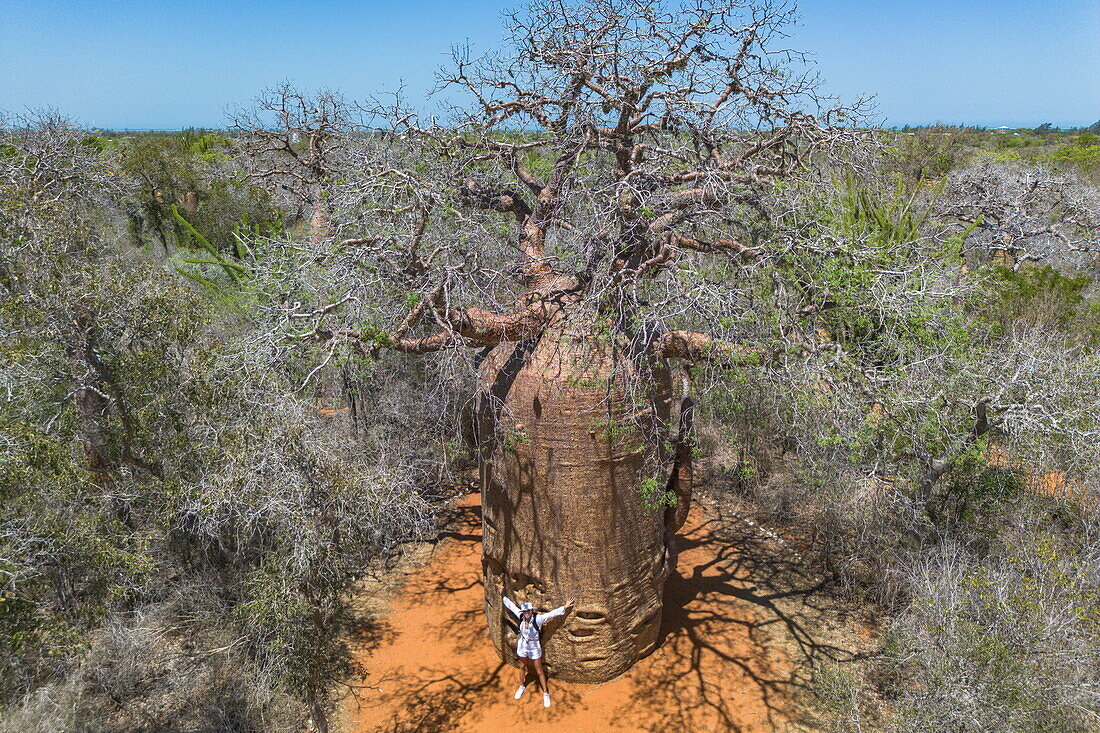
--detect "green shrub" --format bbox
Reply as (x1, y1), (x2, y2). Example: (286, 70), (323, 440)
(886, 127), (971, 183)
(977, 265), (1094, 337)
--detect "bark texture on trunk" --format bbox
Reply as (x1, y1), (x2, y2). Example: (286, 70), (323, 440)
(477, 323), (678, 682)
(310, 199), (333, 243)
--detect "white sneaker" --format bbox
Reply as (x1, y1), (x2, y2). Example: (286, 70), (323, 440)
(514, 685), (526, 700)
(543, 692), (551, 708)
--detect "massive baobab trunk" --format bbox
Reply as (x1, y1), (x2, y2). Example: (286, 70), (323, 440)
(476, 321), (687, 682)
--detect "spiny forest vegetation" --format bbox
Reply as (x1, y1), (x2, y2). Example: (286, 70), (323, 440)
(3, 0), (1100, 731)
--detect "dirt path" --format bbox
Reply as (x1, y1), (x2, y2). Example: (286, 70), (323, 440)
(340, 490), (874, 732)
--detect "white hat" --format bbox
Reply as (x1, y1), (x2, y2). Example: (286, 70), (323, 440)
(520, 602), (534, 612)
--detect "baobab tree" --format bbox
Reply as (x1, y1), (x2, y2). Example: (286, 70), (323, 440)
(284, 0), (865, 682)
(230, 84), (356, 242)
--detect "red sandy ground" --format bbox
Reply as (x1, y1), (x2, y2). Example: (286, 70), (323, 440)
(340, 491), (873, 733)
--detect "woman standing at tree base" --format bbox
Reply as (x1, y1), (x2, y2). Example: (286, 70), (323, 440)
(502, 593), (575, 707)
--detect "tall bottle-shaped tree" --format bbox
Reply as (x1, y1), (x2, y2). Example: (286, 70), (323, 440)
(230, 85), (354, 242)
(296, 0), (859, 682)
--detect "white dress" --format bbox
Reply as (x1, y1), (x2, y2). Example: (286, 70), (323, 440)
(502, 595), (566, 660)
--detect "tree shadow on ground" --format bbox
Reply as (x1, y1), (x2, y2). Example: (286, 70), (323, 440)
(628, 499), (876, 732)
(342, 491), (876, 733)
(342, 613), (396, 660)
(343, 497), (506, 733)
(364, 662), (507, 733)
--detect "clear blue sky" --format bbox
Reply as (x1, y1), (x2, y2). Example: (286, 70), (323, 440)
(1, 0), (1097, 130)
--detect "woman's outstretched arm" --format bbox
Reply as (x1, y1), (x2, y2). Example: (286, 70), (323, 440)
(536, 597), (576, 626)
(502, 594), (522, 618)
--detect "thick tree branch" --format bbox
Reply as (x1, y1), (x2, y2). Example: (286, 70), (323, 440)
(655, 330), (802, 364)
(460, 179), (532, 221)
(667, 232), (760, 262)
(309, 297), (559, 356)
